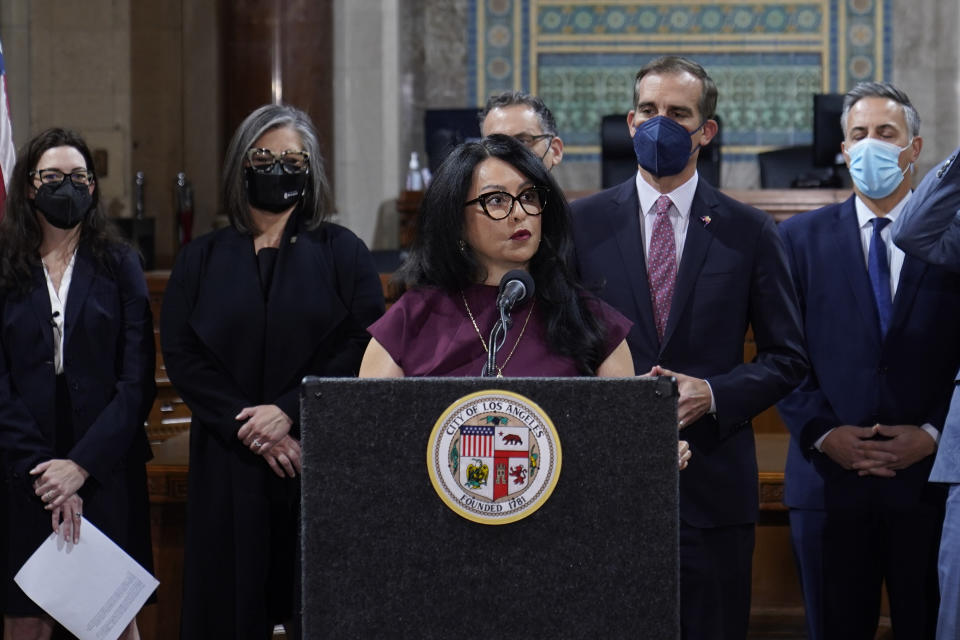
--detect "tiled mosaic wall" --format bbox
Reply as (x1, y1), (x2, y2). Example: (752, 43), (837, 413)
(469, 0), (892, 162)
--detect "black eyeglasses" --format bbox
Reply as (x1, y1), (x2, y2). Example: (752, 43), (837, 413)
(464, 186), (549, 220)
(513, 133), (553, 148)
(30, 169), (94, 188)
(245, 148), (310, 174)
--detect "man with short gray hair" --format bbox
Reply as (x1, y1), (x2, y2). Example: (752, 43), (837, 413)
(778, 81), (960, 638)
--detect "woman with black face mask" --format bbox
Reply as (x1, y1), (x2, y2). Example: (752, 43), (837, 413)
(0, 128), (156, 639)
(160, 104), (385, 639)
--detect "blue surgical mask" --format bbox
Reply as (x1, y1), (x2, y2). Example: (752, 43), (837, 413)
(845, 137), (912, 199)
(632, 116), (703, 178)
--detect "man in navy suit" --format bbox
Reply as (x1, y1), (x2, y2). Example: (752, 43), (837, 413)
(571, 56), (807, 639)
(894, 146), (960, 640)
(778, 82), (960, 639)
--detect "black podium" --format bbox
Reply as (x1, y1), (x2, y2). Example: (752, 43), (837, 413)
(301, 377), (679, 638)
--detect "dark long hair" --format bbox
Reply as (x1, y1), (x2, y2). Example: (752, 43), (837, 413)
(221, 103), (332, 234)
(398, 134), (608, 374)
(0, 128), (124, 296)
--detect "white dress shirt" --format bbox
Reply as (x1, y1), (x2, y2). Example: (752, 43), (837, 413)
(635, 171), (716, 414)
(854, 192), (909, 299)
(636, 170), (698, 264)
(41, 250), (77, 375)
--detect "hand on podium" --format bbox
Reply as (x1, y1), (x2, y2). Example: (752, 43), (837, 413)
(644, 365), (712, 429)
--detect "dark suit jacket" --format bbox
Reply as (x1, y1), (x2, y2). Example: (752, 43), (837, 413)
(161, 212), (385, 638)
(893, 147), (960, 485)
(0, 243), (155, 485)
(571, 176), (807, 527)
(0, 243), (156, 580)
(778, 196), (960, 510)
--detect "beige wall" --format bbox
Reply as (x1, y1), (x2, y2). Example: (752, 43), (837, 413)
(892, 0), (960, 179)
(0, 0), (30, 153)
(332, 0), (401, 242)
(130, 0), (220, 267)
(2, 0), (132, 218)
(1, 0), (218, 269)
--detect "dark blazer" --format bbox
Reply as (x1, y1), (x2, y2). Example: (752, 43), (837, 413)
(893, 147), (960, 485)
(778, 196), (960, 509)
(0, 243), (155, 483)
(0, 243), (156, 576)
(571, 176), (807, 527)
(161, 213), (385, 638)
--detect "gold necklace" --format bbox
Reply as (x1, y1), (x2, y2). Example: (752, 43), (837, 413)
(461, 290), (534, 377)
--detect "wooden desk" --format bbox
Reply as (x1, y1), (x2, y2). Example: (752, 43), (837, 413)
(145, 272), (192, 444)
(724, 188), (850, 222)
(567, 187), (851, 224)
(141, 433), (189, 640)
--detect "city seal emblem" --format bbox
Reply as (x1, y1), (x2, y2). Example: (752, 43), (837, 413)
(426, 390), (562, 525)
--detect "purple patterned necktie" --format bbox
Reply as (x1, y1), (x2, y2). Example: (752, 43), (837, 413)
(648, 195), (676, 343)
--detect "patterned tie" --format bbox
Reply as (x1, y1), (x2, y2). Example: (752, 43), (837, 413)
(648, 195), (677, 343)
(868, 217), (893, 336)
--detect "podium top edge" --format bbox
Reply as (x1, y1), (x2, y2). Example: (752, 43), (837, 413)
(300, 375), (678, 396)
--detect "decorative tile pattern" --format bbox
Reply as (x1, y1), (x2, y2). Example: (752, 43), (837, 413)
(468, 0), (892, 162)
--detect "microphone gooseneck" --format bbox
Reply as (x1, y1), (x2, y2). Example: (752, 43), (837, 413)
(482, 270), (536, 377)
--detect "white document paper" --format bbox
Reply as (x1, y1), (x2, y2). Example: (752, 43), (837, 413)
(14, 517), (159, 640)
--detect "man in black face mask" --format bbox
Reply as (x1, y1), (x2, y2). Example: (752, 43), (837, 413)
(570, 56), (807, 640)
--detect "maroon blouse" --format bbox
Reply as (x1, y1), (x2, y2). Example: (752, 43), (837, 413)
(368, 284), (632, 377)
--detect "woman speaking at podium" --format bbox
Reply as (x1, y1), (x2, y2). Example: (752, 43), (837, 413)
(161, 104), (384, 639)
(359, 135), (690, 467)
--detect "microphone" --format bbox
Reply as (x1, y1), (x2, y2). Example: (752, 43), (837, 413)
(51, 310), (60, 327)
(482, 270), (535, 376)
(496, 269), (535, 315)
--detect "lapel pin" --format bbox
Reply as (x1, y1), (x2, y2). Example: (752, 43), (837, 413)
(700, 216), (712, 226)
(290, 235), (298, 244)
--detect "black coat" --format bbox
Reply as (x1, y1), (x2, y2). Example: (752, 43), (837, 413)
(0, 243), (155, 613)
(161, 214), (385, 638)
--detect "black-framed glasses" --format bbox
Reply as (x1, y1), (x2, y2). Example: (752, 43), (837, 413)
(464, 186), (549, 220)
(245, 148), (310, 174)
(513, 133), (553, 149)
(30, 169), (94, 188)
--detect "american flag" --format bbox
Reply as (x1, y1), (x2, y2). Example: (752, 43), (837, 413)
(460, 425), (494, 457)
(0, 38), (17, 220)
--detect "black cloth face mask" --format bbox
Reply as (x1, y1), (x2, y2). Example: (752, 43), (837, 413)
(245, 165), (308, 213)
(33, 181), (93, 229)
